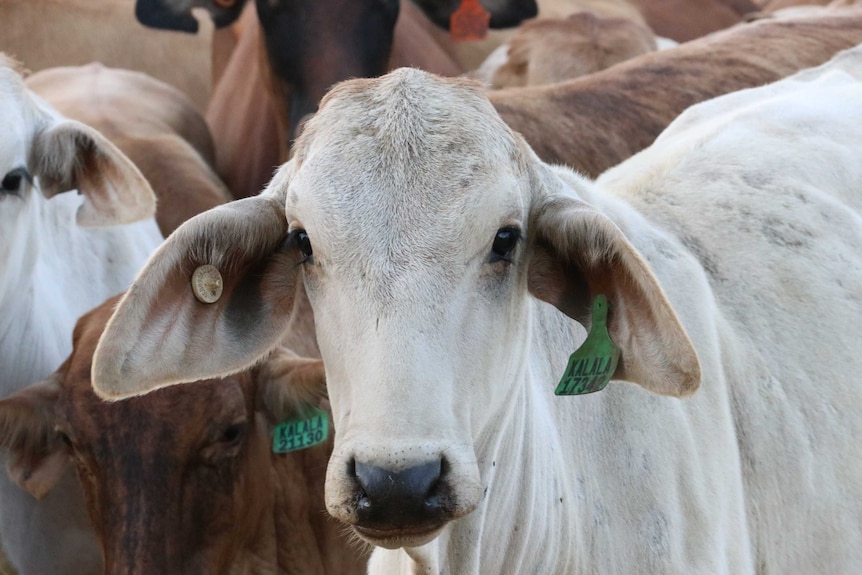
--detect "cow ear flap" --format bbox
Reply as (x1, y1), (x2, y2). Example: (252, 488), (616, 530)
(527, 176), (700, 397)
(0, 374), (70, 500)
(255, 347), (328, 424)
(92, 189), (302, 401)
(30, 119), (157, 227)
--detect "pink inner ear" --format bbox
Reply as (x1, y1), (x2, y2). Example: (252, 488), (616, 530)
(32, 121), (156, 227)
(527, 191), (701, 397)
(528, 240), (593, 326)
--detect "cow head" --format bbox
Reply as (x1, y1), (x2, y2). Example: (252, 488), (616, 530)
(0, 297), (343, 575)
(135, 0), (537, 143)
(134, 0), (246, 32)
(91, 70), (699, 550)
(135, 0), (537, 33)
(0, 56), (156, 279)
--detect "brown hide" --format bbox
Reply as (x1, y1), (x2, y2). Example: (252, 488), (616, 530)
(0, 299), (366, 575)
(422, 0), (758, 75)
(26, 64), (230, 237)
(207, 2), (464, 199)
(206, 12), (285, 200)
(491, 10), (862, 178)
(490, 11), (658, 88)
(0, 0), (213, 111)
(630, 0), (759, 42)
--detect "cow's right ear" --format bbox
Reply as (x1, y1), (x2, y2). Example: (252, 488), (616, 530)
(0, 374), (70, 500)
(92, 174), (303, 400)
(30, 119), (157, 227)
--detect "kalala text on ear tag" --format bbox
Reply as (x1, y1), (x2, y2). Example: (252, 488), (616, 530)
(272, 406), (329, 453)
(450, 0), (490, 42)
(555, 295), (620, 396)
(191, 264), (223, 304)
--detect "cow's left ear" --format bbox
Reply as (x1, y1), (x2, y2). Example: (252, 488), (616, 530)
(92, 166), (302, 400)
(0, 374), (70, 500)
(255, 347), (328, 424)
(526, 165), (701, 398)
(30, 119), (156, 227)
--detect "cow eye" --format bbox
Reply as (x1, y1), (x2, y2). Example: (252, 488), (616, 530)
(57, 431), (74, 449)
(1, 167), (31, 194)
(221, 423), (246, 445)
(288, 229), (313, 261)
(490, 227), (521, 263)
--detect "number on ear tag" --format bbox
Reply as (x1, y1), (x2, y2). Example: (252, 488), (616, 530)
(450, 0), (490, 42)
(272, 406), (329, 453)
(555, 295), (620, 396)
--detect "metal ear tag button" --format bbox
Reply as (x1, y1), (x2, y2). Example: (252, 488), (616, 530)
(555, 295), (620, 396)
(192, 264), (223, 304)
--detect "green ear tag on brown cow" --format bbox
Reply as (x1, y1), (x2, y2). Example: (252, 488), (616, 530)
(272, 406), (329, 453)
(555, 295), (620, 396)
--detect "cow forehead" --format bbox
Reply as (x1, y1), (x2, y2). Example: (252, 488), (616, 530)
(286, 69), (528, 257)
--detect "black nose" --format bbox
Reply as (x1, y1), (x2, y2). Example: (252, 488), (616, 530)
(353, 459), (445, 529)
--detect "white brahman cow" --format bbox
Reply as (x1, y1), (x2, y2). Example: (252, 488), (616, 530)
(90, 46), (862, 574)
(0, 56), (161, 574)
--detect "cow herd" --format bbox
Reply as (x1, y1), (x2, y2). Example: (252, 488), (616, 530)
(1, 0), (862, 574)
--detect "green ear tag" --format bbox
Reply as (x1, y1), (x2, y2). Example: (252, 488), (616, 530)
(555, 295), (620, 396)
(272, 406), (329, 453)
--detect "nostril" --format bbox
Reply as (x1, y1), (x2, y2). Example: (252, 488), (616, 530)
(352, 459), (445, 527)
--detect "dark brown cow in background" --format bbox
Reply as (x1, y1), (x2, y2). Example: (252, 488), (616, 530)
(135, 0), (536, 198)
(0, 297), (366, 575)
(490, 7), (862, 177)
(136, 0), (535, 142)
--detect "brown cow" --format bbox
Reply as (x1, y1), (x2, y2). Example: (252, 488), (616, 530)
(0, 0), (214, 111)
(0, 297), (366, 575)
(491, 8), (862, 177)
(26, 63), (231, 237)
(629, 0), (758, 41)
(206, 1), (466, 198)
(423, 0), (759, 73)
(483, 11), (658, 88)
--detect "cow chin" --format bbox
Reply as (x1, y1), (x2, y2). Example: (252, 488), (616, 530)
(352, 523), (446, 550)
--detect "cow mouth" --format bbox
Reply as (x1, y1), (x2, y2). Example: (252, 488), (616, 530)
(353, 523), (445, 549)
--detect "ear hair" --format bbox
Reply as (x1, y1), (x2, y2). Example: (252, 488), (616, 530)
(255, 347), (327, 424)
(527, 162), (701, 397)
(0, 373), (71, 499)
(92, 194), (300, 400)
(30, 119), (156, 227)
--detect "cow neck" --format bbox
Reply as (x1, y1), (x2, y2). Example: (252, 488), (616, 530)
(0, 191), (72, 395)
(408, 306), (585, 574)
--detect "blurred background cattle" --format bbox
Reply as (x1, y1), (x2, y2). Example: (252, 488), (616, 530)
(1, 0), (861, 573)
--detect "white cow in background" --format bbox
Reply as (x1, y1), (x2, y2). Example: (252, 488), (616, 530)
(0, 56), (161, 574)
(92, 47), (862, 573)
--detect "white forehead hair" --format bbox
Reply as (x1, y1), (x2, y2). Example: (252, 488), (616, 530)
(294, 68), (519, 167)
(290, 68), (526, 209)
